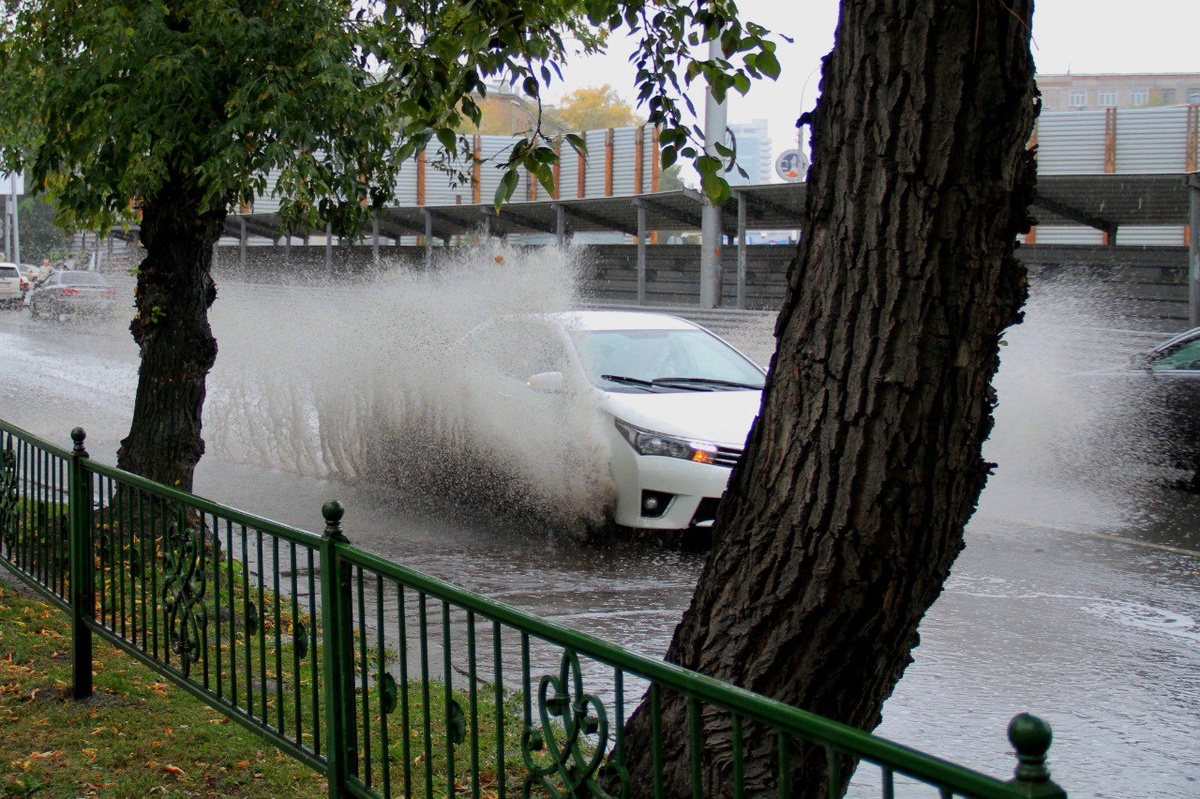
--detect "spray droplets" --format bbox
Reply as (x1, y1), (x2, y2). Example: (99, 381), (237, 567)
(205, 242), (612, 535)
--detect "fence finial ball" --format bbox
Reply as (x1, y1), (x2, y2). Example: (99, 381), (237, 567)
(70, 427), (86, 445)
(321, 500), (347, 541)
(321, 499), (345, 535)
(322, 499), (345, 527)
(1008, 713), (1053, 783)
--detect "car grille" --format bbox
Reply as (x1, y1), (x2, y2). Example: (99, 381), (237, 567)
(712, 446), (742, 468)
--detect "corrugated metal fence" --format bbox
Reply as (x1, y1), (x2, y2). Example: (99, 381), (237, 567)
(250, 127), (660, 216)
(1032, 104), (1199, 245)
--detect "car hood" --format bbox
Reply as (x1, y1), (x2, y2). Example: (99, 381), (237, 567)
(600, 389), (762, 446)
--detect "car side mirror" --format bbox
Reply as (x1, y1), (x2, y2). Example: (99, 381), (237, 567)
(526, 371), (567, 393)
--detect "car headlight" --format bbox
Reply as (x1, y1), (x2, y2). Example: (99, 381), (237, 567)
(614, 418), (719, 464)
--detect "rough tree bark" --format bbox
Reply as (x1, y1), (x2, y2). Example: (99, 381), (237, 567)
(623, 0), (1038, 794)
(116, 176), (225, 493)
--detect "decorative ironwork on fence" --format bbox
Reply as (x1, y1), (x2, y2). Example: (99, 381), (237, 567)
(0, 419), (1067, 798)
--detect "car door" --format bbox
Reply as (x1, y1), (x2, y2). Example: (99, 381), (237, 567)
(458, 316), (589, 474)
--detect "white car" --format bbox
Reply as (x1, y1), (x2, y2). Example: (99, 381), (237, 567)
(457, 310), (766, 532)
(0, 262), (24, 307)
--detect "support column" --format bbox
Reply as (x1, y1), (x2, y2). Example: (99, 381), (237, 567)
(735, 191), (747, 309)
(325, 223), (333, 278)
(554, 203), (566, 246)
(424, 209), (434, 270)
(9, 180), (20, 267)
(371, 216), (380, 268)
(238, 217), (247, 271)
(633, 199), (647, 305)
(1189, 172), (1200, 327)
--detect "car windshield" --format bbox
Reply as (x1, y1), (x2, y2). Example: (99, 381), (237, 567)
(58, 271), (108, 286)
(571, 328), (765, 391)
(1152, 336), (1200, 371)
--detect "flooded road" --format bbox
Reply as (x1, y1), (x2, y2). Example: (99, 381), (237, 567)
(0, 261), (1197, 797)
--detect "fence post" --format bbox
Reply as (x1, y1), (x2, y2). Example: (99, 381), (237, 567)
(67, 427), (93, 700)
(1007, 713), (1067, 798)
(320, 500), (357, 798)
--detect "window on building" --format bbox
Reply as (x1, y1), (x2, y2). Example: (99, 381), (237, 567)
(1068, 90), (1087, 107)
(1130, 89), (1149, 106)
(1189, 88), (1200, 104)
(1098, 90), (1118, 107)
(1160, 88), (1176, 104)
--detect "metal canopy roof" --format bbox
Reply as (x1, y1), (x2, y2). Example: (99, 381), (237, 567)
(1032, 173), (1197, 235)
(223, 173), (1197, 241)
(225, 183), (810, 242)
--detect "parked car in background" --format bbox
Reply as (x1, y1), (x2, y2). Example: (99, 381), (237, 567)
(0, 263), (24, 307)
(1129, 325), (1200, 481)
(28, 270), (119, 319)
(449, 310), (767, 534)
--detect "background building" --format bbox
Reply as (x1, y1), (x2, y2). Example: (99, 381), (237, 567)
(1037, 72), (1200, 111)
(727, 119), (774, 186)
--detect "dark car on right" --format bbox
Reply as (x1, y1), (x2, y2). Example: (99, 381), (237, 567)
(1129, 325), (1200, 486)
(28, 270), (119, 319)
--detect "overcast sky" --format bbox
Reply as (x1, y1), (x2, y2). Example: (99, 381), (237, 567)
(546, 0), (1199, 163)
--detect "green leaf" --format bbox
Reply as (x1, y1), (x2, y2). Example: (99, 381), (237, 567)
(757, 50), (781, 80)
(696, 154), (722, 177)
(436, 128), (458, 154)
(661, 146), (678, 171)
(533, 162), (557, 196)
(493, 168), (519, 210)
(564, 133), (588, 159)
(700, 169), (730, 204)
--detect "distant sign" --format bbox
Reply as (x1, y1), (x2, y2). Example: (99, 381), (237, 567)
(0, 173), (24, 195)
(774, 149), (808, 183)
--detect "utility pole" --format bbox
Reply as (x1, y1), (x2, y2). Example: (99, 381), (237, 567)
(2, 173), (22, 265)
(699, 37), (727, 309)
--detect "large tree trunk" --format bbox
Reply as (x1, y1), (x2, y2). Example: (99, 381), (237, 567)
(116, 177), (224, 493)
(623, 0), (1037, 794)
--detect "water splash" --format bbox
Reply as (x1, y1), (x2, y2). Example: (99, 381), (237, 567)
(206, 242), (614, 533)
(976, 275), (1177, 534)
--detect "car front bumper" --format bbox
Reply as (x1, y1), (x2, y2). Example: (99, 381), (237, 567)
(606, 428), (734, 530)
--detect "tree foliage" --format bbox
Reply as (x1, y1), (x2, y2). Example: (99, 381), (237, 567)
(551, 84), (644, 132)
(0, 0), (775, 230)
(12, 194), (71, 264)
(0, 0), (776, 489)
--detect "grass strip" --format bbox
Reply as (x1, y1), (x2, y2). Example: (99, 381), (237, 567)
(0, 581), (325, 798)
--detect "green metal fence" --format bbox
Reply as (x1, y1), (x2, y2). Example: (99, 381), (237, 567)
(0, 420), (1067, 798)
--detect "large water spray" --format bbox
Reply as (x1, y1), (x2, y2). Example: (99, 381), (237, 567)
(206, 243), (616, 533)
